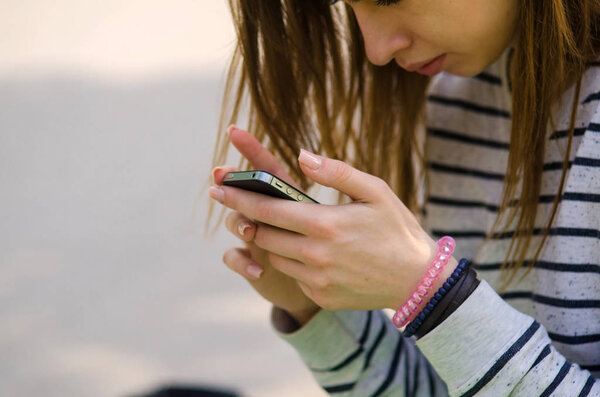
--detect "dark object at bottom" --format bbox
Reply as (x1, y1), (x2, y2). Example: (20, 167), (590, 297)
(131, 385), (240, 397)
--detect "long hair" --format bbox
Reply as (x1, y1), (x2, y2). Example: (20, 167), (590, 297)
(209, 0), (600, 288)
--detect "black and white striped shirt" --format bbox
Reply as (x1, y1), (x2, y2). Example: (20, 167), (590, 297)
(274, 47), (600, 396)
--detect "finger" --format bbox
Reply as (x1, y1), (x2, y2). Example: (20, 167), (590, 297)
(212, 165), (240, 186)
(297, 148), (387, 203)
(227, 125), (299, 189)
(210, 184), (321, 235)
(222, 247), (264, 280)
(253, 221), (308, 263)
(268, 252), (312, 285)
(225, 211), (257, 242)
(296, 280), (315, 303)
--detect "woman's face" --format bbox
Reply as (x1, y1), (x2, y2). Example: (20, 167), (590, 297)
(342, 0), (519, 77)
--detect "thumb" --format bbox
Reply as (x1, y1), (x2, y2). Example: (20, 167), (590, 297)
(298, 149), (385, 203)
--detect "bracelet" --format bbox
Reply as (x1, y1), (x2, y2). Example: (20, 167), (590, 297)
(414, 266), (479, 339)
(392, 236), (456, 328)
(403, 258), (471, 337)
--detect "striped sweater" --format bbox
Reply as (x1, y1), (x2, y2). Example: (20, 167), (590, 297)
(272, 47), (600, 396)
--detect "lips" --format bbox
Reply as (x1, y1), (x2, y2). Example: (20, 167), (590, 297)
(401, 54), (447, 76)
(404, 55), (443, 72)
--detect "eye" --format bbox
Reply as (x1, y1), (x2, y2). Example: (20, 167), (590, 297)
(329, 0), (401, 6)
(374, 0), (400, 5)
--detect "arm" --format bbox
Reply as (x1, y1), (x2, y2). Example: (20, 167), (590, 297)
(273, 280), (598, 396)
(416, 280), (598, 396)
(213, 126), (599, 396)
(273, 307), (448, 396)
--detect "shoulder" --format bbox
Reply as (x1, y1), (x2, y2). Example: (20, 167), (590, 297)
(552, 60), (600, 132)
(579, 62), (600, 114)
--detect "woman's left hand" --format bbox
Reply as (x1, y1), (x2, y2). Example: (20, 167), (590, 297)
(209, 149), (456, 311)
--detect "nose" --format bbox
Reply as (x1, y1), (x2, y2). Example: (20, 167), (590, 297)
(353, 9), (412, 66)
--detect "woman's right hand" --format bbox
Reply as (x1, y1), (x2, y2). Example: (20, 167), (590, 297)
(212, 126), (320, 325)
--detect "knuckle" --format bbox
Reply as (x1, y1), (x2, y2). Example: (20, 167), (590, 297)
(311, 271), (332, 291)
(315, 293), (336, 311)
(309, 214), (336, 237)
(373, 176), (389, 192)
(254, 200), (275, 221)
(313, 247), (334, 268)
(330, 162), (353, 185)
(267, 251), (283, 270)
(270, 165), (284, 179)
(226, 212), (256, 242)
(307, 269), (341, 310)
(296, 243), (312, 263)
(253, 223), (267, 247)
(225, 211), (237, 232)
(225, 211), (236, 224)
(362, 176), (386, 197)
(298, 243), (326, 266)
(225, 211), (242, 230)
(298, 283), (314, 300)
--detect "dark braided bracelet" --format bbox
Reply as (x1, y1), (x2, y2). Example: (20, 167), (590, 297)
(415, 266), (479, 338)
(403, 258), (471, 338)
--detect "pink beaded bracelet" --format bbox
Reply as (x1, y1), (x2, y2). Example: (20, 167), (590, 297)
(392, 236), (456, 328)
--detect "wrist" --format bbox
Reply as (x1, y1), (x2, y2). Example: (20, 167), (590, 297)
(283, 305), (321, 327)
(412, 264), (479, 338)
(392, 236), (458, 328)
(430, 256), (459, 299)
(406, 255), (459, 319)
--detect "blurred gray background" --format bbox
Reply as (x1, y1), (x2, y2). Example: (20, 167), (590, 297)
(0, 1), (326, 396)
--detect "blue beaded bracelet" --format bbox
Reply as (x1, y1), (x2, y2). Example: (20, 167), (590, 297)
(402, 258), (471, 338)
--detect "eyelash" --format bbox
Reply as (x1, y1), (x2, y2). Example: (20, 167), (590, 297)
(330, 0), (401, 6)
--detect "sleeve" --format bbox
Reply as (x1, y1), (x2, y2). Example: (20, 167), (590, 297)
(272, 280), (599, 396)
(270, 86), (600, 396)
(415, 280), (599, 396)
(272, 307), (449, 396)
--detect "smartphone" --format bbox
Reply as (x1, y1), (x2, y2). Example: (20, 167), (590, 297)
(222, 170), (319, 204)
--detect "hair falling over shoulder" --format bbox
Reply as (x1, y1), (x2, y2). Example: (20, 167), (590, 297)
(209, 0), (600, 289)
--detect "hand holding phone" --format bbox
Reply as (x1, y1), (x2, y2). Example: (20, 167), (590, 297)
(215, 127), (322, 326)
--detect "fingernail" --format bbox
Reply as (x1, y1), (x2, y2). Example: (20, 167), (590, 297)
(246, 263), (263, 279)
(226, 125), (237, 137)
(238, 222), (252, 237)
(299, 148), (322, 170)
(212, 167), (224, 185)
(208, 186), (225, 203)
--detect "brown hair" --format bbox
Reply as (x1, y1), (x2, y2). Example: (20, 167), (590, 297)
(209, 0), (600, 288)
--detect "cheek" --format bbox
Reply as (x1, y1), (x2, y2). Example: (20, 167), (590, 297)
(441, 1), (517, 76)
(468, 1), (517, 48)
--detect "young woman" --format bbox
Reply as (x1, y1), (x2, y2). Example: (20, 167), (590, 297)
(209, 0), (600, 395)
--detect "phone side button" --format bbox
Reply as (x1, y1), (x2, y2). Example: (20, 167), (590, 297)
(286, 188), (293, 194)
(297, 194), (304, 201)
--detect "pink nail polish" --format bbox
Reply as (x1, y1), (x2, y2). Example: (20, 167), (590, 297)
(298, 148), (322, 170)
(226, 125), (238, 137)
(208, 186), (225, 203)
(246, 263), (263, 279)
(238, 222), (251, 236)
(212, 167), (224, 184)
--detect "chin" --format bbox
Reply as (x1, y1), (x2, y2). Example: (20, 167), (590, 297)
(443, 64), (486, 78)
